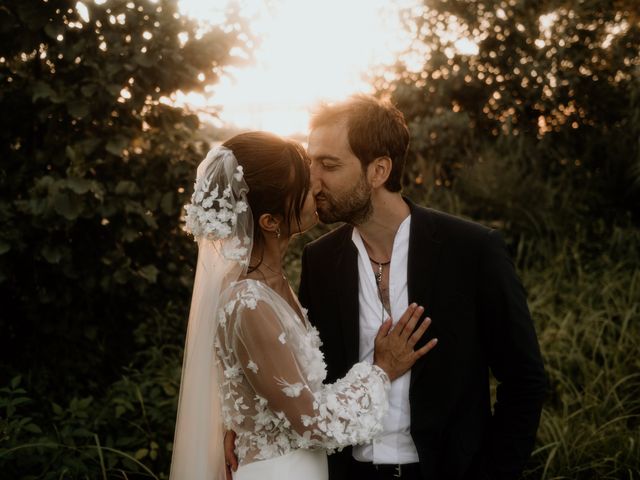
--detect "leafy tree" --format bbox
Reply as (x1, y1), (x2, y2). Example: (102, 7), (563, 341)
(382, 0), (640, 223)
(0, 0), (248, 398)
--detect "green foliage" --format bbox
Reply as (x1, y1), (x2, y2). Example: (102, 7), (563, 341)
(523, 231), (640, 479)
(0, 1), (247, 476)
(384, 0), (640, 217)
(0, 0), (248, 397)
(0, 305), (185, 478)
(1, 0), (638, 478)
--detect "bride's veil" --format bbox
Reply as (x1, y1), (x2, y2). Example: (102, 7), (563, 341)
(170, 145), (253, 480)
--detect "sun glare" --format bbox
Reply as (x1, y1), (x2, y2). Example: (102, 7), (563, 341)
(176, 0), (416, 136)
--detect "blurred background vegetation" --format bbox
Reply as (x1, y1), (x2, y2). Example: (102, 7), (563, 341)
(1, 0), (638, 478)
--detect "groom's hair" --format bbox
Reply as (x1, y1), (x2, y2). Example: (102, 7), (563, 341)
(310, 94), (410, 192)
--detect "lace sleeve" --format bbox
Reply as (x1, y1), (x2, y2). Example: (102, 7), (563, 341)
(228, 287), (390, 451)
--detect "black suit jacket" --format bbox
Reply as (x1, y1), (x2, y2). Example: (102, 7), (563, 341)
(298, 200), (547, 480)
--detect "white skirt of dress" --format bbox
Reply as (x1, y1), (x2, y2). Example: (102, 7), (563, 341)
(233, 449), (328, 480)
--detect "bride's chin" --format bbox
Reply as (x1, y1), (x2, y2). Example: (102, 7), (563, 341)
(296, 216), (318, 235)
(308, 212), (319, 230)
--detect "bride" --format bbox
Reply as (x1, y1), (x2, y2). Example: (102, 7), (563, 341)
(169, 132), (437, 480)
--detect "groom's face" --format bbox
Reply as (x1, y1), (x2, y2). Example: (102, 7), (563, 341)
(308, 121), (373, 225)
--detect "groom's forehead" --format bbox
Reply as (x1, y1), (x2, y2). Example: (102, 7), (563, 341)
(308, 123), (350, 157)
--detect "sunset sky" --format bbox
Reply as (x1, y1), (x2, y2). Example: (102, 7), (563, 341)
(175, 0), (417, 136)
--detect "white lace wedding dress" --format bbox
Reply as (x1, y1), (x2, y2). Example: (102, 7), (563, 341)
(215, 279), (391, 479)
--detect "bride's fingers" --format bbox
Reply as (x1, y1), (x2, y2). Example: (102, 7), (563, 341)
(376, 318), (393, 341)
(400, 306), (424, 340)
(391, 303), (417, 337)
(414, 337), (439, 359)
(224, 430), (238, 472)
(408, 316), (432, 348)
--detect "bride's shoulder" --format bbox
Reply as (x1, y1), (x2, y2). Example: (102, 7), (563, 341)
(220, 278), (279, 314)
(221, 278), (262, 306)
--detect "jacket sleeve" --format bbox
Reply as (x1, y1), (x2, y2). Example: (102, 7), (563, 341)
(472, 229), (548, 479)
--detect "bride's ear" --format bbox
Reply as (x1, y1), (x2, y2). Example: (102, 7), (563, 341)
(257, 213), (282, 238)
(368, 156), (392, 189)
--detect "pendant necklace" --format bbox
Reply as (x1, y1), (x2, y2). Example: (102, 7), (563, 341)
(369, 256), (391, 322)
(260, 261), (287, 281)
(369, 257), (390, 284)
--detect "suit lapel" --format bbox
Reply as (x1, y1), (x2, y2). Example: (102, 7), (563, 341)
(407, 201), (441, 311)
(335, 227), (361, 367)
(405, 201), (444, 388)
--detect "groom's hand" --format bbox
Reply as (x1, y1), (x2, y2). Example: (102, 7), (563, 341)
(224, 430), (238, 479)
(373, 303), (438, 381)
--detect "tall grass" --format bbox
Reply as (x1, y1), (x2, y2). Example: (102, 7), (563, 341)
(521, 229), (640, 479)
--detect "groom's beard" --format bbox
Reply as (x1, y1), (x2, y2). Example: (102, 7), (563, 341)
(316, 173), (372, 225)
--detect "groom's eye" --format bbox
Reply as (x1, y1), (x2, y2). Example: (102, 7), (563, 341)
(322, 162), (338, 170)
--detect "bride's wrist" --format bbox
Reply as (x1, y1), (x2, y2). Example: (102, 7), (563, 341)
(372, 361), (393, 382)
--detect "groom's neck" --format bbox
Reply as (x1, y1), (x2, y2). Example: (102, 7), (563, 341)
(355, 191), (410, 260)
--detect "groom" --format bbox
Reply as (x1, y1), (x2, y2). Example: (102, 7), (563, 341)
(298, 95), (547, 480)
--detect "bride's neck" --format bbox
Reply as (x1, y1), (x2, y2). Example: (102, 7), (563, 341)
(245, 235), (289, 283)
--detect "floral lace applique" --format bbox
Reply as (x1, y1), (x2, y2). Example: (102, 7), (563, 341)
(247, 360), (259, 374)
(215, 279), (390, 465)
(276, 378), (306, 398)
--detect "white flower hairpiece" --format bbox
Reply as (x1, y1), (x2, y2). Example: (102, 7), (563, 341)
(183, 146), (253, 262)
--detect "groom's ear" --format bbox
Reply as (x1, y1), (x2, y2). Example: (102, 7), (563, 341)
(368, 156), (392, 188)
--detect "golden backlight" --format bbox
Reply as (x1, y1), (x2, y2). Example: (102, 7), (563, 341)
(176, 0), (416, 136)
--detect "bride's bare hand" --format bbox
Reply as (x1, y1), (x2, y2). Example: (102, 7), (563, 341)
(224, 430), (238, 479)
(373, 304), (438, 381)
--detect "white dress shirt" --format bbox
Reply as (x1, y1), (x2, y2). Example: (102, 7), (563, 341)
(351, 215), (419, 464)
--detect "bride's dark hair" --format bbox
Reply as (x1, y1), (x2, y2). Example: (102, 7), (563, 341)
(222, 131), (311, 249)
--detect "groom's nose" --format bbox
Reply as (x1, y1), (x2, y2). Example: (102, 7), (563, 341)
(309, 162), (321, 194)
(310, 177), (321, 197)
